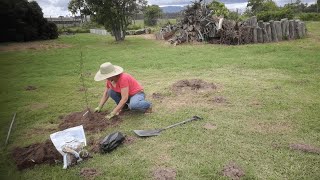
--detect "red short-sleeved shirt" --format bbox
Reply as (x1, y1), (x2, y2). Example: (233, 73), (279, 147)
(106, 73), (143, 96)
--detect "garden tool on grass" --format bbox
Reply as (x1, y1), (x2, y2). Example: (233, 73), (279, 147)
(133, 116), (202, 137)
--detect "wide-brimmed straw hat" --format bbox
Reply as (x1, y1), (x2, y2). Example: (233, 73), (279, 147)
(94, 62), (123, 81)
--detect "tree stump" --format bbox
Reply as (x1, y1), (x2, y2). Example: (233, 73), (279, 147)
(295, 20), (302, 38)
(252, 27), (258, 43)
(289, 20), (295, 40)
(269, 20), (278, 42)
(257, 27), (263, 43)
(301, 22), (306, 37)
(275, 21), (282, 41)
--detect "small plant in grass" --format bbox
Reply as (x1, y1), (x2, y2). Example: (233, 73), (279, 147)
(79, 49), (93, 119)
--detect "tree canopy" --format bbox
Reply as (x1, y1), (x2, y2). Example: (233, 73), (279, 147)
(144, 5), (162, 26)
(207, 0), (230, 18)
(86, 0), (143, 41)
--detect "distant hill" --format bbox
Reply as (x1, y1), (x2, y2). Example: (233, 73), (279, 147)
(161, 6), (186, 13)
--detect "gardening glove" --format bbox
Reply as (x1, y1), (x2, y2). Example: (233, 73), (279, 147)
(105, 112), (117, 120)
(94, 106), (102, 113)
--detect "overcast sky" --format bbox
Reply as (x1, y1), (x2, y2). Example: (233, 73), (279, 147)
(33, 0), (317, 17)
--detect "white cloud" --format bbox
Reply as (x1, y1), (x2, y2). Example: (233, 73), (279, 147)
(34, 0), (317, 17)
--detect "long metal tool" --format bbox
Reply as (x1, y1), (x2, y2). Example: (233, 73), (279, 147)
(5, 112), (16, 146)
(134, 116), (202, 137)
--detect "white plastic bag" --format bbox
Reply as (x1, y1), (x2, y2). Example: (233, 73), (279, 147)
(50, 125), (87, 155)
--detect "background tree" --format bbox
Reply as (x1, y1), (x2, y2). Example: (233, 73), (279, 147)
(0, 0), (58, 42)
(68, 0), (92, 23)
(207, 0), (230, 18)
(246, 0), (265, 15)
(144, 5), (162, 26)
(86, 0), (142, 41)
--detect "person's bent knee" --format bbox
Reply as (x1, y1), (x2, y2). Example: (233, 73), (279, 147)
(129, 102), (150, 111)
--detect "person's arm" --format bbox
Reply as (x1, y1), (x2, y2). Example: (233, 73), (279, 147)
(95, 87), (109, 112)
(111, 87), (129, 115)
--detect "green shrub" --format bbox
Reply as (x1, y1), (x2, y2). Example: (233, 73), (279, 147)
(0, 0), (58, 42)
(58, 26), (90, 34)
(127, 24), (142, 30)
(257, 9), (294, 21)
(299, 13), (320, 21)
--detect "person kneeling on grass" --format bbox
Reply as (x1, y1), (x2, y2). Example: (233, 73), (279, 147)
(93, 62), (152, 120)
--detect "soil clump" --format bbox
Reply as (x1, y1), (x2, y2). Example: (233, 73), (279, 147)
(80, 168), (101, 179)
(172, 79), (216, 93)
(12, 139), (62, 170)
(153, 168), (177, 180)
(58, 109), (121, 132)
(222, 161), (245, 180)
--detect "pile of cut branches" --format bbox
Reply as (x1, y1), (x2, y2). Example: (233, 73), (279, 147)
(155, 1), (253, 45)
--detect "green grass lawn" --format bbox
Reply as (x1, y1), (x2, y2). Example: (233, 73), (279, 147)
(0, 21), (319, 179)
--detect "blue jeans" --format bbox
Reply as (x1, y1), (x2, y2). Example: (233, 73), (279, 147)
(108, 89), (151, 111)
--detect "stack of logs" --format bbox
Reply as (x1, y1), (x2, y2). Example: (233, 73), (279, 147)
(155, 2), (306, 45)
(245, 16), (306, 44)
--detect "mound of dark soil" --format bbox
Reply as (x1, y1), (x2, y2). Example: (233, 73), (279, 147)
(153, 168), (177, 180)
(80, 168), (101, 179)
(222, 162), (245, 180)
(12, 140), (62, 170)
(58, 109), (121, 132)
(290, 143), (320, 154)
(172, 79), (216, 92)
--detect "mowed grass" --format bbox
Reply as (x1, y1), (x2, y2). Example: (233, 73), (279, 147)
(0, 21), (319, 179)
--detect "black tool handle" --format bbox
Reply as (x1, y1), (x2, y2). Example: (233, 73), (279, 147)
(163, 116), (202, 131)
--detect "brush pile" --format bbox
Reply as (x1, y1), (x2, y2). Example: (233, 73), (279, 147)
(155, 1), (306, 45)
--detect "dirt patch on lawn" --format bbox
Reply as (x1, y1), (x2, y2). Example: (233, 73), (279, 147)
(28, 103), (48, 110)
(152, 93), (165, 100)
(153, 168), (177, 180)
(12, 139), (62, 170)
(80, 168), (101, 179)
(0, 41), (72, 52)
(141, 34), (156, 40)
(222, 162), (245, 180)
(289, 143), (320, 154)
(203, 123), (217, 130)
(58, 109), (122, 133)
(210, 96), (227, 104)
(172, 79), (216, 93)
(25, 85), (37, 91)
(123, 136), (137, 145)
(250, 121), (292, 134)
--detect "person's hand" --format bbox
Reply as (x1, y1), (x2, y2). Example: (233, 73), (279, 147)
(94, 106), (102, 112)
(105, 112), (117, 120)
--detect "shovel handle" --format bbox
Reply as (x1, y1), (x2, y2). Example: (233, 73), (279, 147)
(163, 116), (202, 130)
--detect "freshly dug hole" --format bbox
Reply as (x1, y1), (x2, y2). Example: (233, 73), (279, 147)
(58, 109), (121, 132)
(172, 79), (216, 93)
